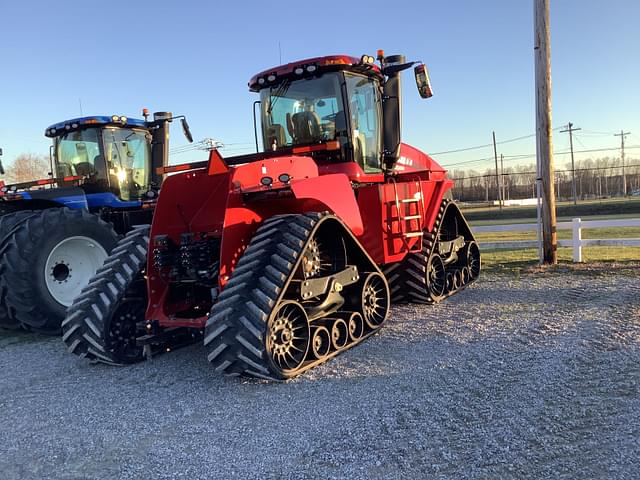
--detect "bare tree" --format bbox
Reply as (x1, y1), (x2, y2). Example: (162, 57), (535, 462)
(5, 154), (49, 183)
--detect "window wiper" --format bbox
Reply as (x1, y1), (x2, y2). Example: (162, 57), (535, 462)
(267, 79), (292, 115)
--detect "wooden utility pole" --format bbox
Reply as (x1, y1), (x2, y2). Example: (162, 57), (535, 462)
(492, 131), (502, 210)
(500, 154), (506, 202)
(560, 122), (580, 205)
(534, 0), (557, 264)
(614, 130), (630, 196)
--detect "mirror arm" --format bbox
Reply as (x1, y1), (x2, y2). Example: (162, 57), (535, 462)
(381, 61), (418, 76)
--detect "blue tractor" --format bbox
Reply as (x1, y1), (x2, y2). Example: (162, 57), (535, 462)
(0, 111), (193, 333)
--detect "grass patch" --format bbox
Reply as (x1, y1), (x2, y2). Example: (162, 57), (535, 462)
(481, 246), (640, 276)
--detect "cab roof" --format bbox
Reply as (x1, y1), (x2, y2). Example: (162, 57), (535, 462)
(45, 115), (147, 138)
(248, 54), (382, 92)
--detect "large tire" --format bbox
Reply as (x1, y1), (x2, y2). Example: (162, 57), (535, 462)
(62, 226), (149, 364)
(0, 210), (39, 330)
(3, 208), (119, 334)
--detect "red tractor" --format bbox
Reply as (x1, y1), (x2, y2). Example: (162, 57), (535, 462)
(63, 51), (480, 380)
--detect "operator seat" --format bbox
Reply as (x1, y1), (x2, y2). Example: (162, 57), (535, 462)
(74, 162), (95, 177)
(266, 124), (287, 150)
(287, 111), (322, 145)
(92, 155), (107, 179)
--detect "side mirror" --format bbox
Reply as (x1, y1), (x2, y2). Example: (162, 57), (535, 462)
(414, 64), (434, 99)
(181, 118), (194, 143)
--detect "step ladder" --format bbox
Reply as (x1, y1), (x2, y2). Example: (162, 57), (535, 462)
(390, 178), (426, 253)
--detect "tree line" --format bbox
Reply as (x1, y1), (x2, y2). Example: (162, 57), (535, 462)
(0, 154), (50, 184)
(449, 156), (640, 202)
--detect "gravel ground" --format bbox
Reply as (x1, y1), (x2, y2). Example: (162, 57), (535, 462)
(1, 266), (639, 479)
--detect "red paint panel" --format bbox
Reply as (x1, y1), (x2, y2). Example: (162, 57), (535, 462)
(291, 174), (363, 235)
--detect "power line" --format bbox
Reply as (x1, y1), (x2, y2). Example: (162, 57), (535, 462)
(441, 145), (640, 168)
(451, 163), (640, 182)
(430, 128), (564, 156)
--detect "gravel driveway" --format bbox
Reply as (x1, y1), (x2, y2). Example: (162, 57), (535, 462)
(1, 265), (638, 479)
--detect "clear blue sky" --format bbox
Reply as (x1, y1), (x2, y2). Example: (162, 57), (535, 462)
(1, 0), (638, 173)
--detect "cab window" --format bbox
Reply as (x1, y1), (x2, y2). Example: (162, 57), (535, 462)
(344, 73), (382, 173)
(260, 72), (347, 150)
(102, 128), (151, 200)
(56, 129), (102, 177)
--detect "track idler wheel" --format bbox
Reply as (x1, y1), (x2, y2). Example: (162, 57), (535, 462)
(311, 326), (331, 359)
(347, 312), (364, 342)
(461, 267), (470, 285)
(266, 301), (310, 373)
(453, 270), (462, 290)
(361, 272), (390, 330)
(330, 319), (349, 350)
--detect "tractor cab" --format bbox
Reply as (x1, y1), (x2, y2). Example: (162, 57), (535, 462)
(44, 111), (192, 202)
(45, 116), (154, 201)
(250, 52), (433, 178)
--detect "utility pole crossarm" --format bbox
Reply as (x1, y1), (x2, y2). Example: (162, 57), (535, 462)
(492, 131), (502, 211)
(560, 122), (581, 205)
(614, 130), (631, 196)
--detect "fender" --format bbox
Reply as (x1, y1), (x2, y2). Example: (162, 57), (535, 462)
(291, 173), (363, 235)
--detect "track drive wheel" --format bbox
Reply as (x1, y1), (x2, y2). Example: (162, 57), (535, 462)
(61, 226), (150, 365)
(464, 241), (481, 280)
(361, 272), (390, 329)
(4, 208), (118, 334)
(427, 253), (447, 302)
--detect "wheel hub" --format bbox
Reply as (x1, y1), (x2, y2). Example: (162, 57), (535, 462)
(52, 262), (71, 282)
(302, 239), (321, 278)
(44, 236), (108, 307)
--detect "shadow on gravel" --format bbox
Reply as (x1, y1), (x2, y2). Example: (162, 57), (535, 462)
(0, 329), (53, 347)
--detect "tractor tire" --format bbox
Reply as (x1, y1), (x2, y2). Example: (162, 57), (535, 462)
(62, 226), (150, 364)
(0, 210), (39, 330)
(3, 207), (119, 334)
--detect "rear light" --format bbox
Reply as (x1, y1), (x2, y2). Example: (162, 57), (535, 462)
(153, 235), (174, 269)
(278, 173), (291, 184)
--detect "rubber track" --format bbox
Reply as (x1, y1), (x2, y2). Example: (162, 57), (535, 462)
(61, 225), (150, 365)
(3, 207), (118, 333)
(0, 211), (39, 329)
(384, 199), (479, 304)
(204, 212), (326, 380)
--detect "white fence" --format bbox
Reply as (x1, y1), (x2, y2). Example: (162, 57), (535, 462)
(474, 217), (640, 262)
